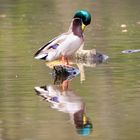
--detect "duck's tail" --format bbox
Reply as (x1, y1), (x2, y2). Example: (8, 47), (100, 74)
(34, 53), (48, 60)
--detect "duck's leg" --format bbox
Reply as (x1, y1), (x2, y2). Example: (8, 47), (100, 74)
(62, 80), (69, 91)
(61, 56), (70, 66)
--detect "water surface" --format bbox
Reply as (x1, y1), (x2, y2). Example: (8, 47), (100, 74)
(0, 0), (140, 140)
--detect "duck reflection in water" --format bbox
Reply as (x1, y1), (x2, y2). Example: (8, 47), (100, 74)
(34, 68), (93, 136)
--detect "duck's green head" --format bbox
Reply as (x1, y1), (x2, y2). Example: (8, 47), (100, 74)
(73, 10), (91, 31)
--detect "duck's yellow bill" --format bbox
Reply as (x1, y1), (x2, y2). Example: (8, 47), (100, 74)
(83, 114), (87, 125)
(82, 23), (86, 31)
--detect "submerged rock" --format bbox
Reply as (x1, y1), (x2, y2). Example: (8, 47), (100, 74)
(52, 65), (80, 84)
(75, 49), (109, 64)
(122, 49), (140, 54)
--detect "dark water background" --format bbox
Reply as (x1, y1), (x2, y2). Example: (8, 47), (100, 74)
(0, 0), (140, 140)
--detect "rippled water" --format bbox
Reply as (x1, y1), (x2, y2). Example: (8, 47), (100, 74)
(0, 0), (140, 140)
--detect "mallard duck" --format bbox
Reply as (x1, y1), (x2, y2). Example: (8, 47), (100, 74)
(34, 10), (91, 65)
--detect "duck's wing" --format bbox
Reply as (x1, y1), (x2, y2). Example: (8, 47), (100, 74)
(34, 33), (68, 60)
(34, 86), (60, 103)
